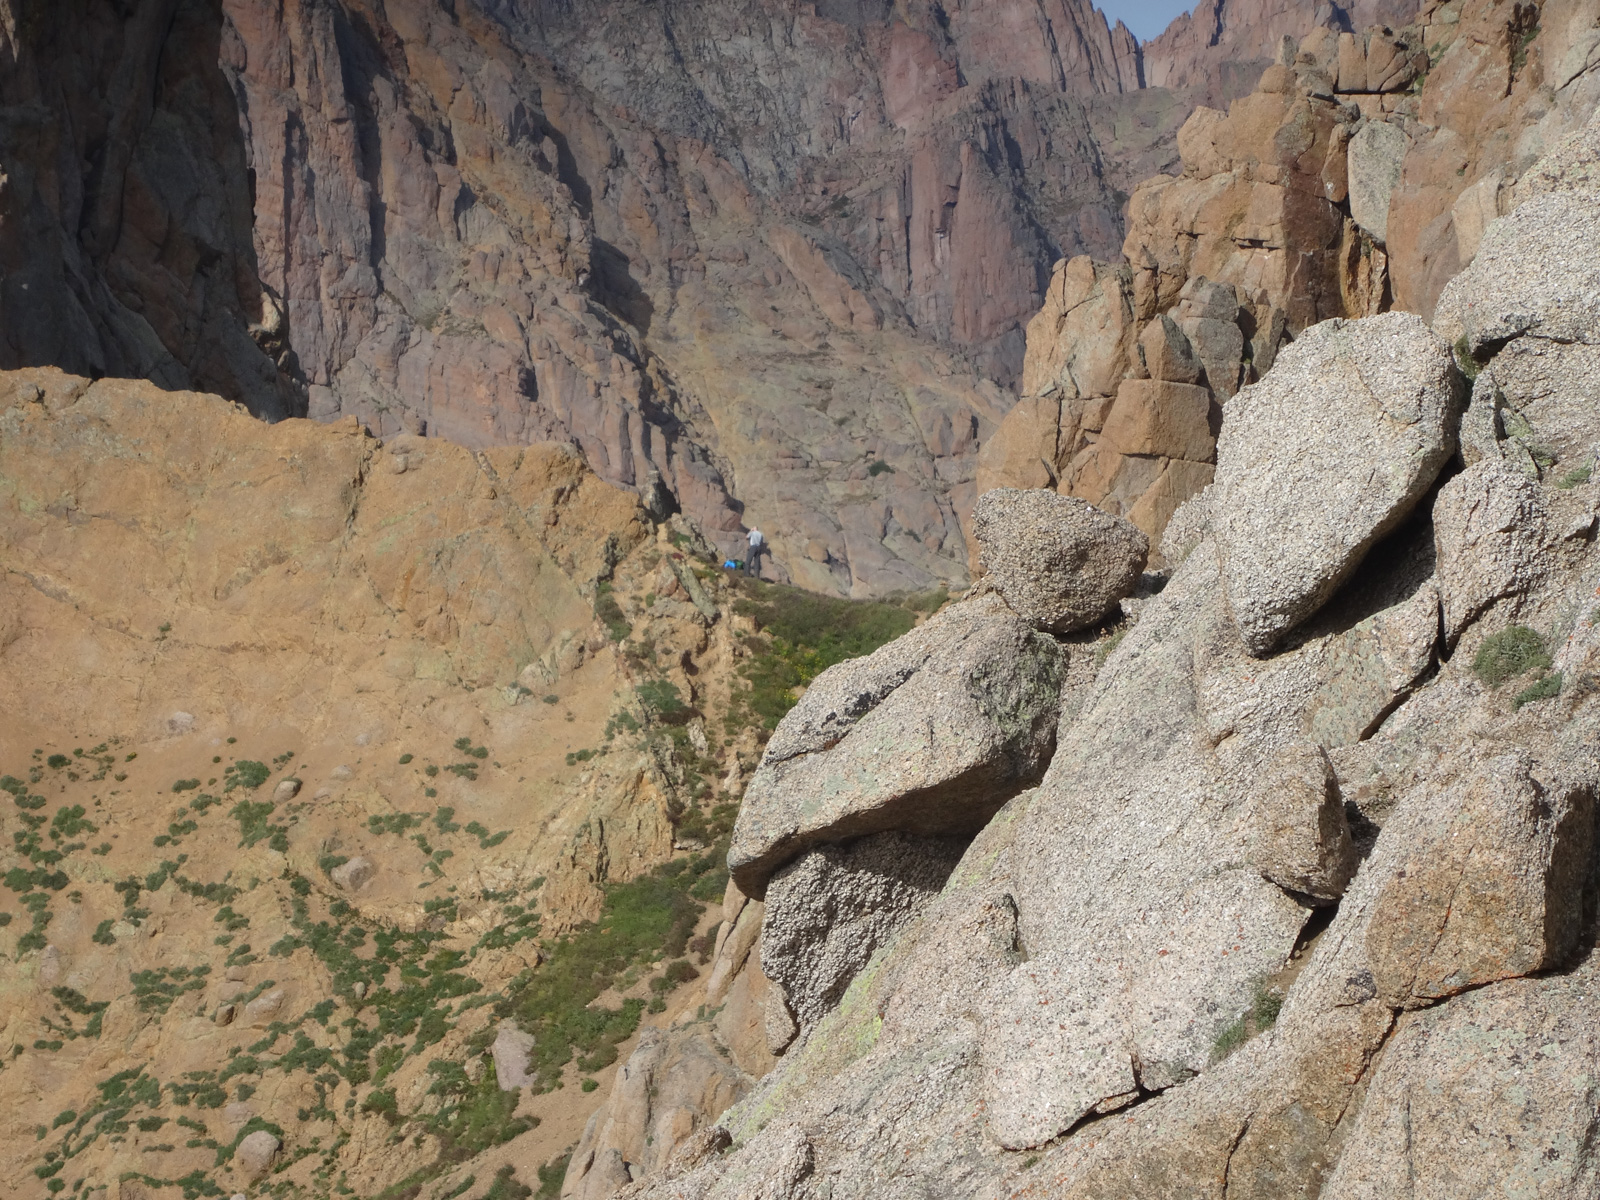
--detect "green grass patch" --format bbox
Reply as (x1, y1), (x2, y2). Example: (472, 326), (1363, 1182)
(1557, 464), (1592, 489)
(727, 577), (918, 730)
(1211, 980), (1284, 1064)
(1474, 625), (1551, 687)
(496, 852), (722, 1091)
(536, 1156), (571, 1200)
(223, 759), (272, 792)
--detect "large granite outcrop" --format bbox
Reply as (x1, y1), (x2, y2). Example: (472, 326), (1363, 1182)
(613, 98), (1600, 1199)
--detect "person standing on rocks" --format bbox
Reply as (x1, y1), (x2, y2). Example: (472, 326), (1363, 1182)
(746, 527), (766, 577)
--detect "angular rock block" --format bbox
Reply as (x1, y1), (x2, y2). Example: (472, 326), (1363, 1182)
(1139, 314), (1202, 384)
(1432, 460), (1552, 642)
(1213, 312), (1460, 655)
(1101, 379), (1216, 461)
(1247, 741), (1357, 903)
(1364, 753), (1593, 1005)
(760, 831), (965, 1035)
(1434, 189), (1600, 354)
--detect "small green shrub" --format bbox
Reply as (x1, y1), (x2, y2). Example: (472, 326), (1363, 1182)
(1514, 672), (1563, 710)
(1211, 980), (1284, 1064)
(1557, 464), (1592, 489)
(636, 679), (685, 719)
(867, 459), (894, 476)
(1474, 626), (1551, 687)
(580, 1078), (599, 1093)
(223, 760), (271, 792)
(595, 581), (632, 642)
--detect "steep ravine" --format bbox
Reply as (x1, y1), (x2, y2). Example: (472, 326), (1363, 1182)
(4, 0), (1530, 598)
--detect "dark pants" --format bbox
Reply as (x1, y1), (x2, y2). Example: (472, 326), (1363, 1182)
(745, 545), (762, 576)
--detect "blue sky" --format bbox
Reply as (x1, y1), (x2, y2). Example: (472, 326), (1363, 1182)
(1097, 1), (1195, 41)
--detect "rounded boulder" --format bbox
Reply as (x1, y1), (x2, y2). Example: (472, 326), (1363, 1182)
(972, 489), (1148, 633)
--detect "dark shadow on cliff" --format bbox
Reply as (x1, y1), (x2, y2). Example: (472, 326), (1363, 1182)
(0, 0), (302, 419)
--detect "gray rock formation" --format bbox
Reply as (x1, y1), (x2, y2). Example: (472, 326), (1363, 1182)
(1321, 967), (1600, 1199)
(760, 832), (967, 1046)
(330, 856), (375, 892)
(492, 1022), (537, 1091)
(235, 1130), (281, 1180)
(971, 489), (1148, 632)
(1435, 112), (1600, 354)
(1433, 460), (1554, 643)
(619, 131), (1600, 1184)
(727, 595), (1064, 895)
(564, 1025), (754, 1200)
(1213, 312), (1461, 655)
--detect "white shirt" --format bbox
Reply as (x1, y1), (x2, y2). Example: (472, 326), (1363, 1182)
(747, 530), (765, 549)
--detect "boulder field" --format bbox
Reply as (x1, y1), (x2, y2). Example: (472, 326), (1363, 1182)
(564, 105), (1600, 1200)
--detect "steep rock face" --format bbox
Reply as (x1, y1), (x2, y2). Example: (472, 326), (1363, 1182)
(0, 0), (295, 415)
(205, 0), (1200, 597)
(0, 0), (1195, 598)
(1143, 0), (1418, 98)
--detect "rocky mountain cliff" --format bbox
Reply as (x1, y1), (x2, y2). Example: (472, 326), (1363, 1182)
(979, 0), (1600, 555)
(8, 4), (1600, 1198)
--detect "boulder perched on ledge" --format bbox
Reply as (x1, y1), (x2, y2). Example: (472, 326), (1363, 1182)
(972, 489), (1149, 634)
(1213, 312), (1460, 656)
(727, 595), (1064, 896)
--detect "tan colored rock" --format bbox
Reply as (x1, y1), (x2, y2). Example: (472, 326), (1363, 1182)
(1247, 742), (1357, 902)
(330, 857), (375, 893)
(1100, 380), (1216, 461)
(243, 989), (286, 1027)
(973, 393), (1066, 497)
(1020, 256), (1137, 401)
(1139, 314), (1202, 384)
(1365, 753), (1593, 1005)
